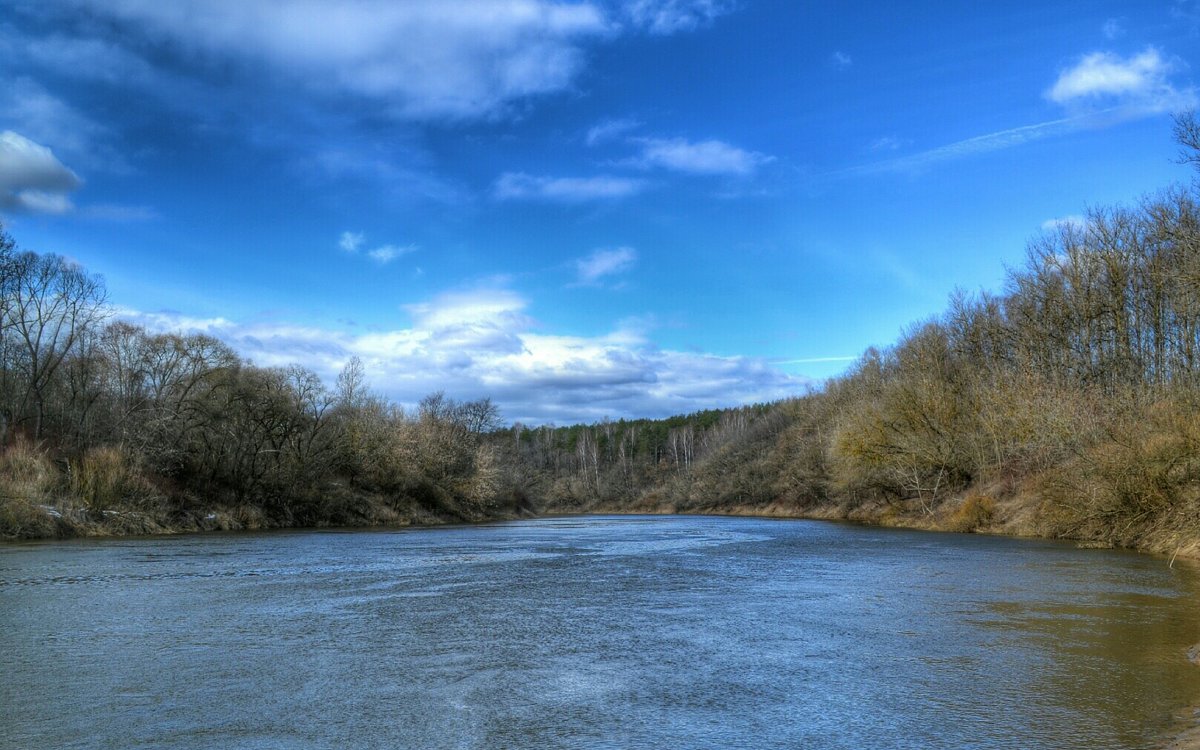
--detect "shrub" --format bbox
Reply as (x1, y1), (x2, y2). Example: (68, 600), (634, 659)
(947, 494), (995, 533)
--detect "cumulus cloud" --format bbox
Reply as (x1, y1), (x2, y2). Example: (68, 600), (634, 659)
(630, 137), (773, 175)
(119, 285), (808, 424)
(494, 172), (647, 201)
(337, 231), (416, 264)
(623, 0), (732, 34)
(0, 130), (82, 214)
(574, 247), (637, 286)
(1046, 47), (1196, 114)
(57, 0), (611, 120)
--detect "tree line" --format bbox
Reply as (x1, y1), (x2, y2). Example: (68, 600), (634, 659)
(0, 238), (514, 535)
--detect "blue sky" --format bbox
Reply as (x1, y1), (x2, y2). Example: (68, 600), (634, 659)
(1, 0), (1197, 424)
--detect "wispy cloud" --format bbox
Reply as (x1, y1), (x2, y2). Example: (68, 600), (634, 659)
(586, 117), (641, 146)
(1101, 18), (1125, 40)
(845, 116), (1083, 176)
(0, 78), (125, 174)
(623, 0), (733, 35)
(574, 247), (638, 286)
(493, 172), (647, 201)
(0, 130), (82, 215)
(869, 135), (906, 152)
(831, 51), (853, 70)
(337, 231), (415, 264)
(339, 231), (365, 253)
(847, 45), (1195, 178)
(1046, 47), (1196, 114)
(367, 245), (416, 264)
(629, 137), (773, 175)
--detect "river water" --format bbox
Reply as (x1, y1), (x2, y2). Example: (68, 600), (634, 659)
(2, 516), (1200, 749)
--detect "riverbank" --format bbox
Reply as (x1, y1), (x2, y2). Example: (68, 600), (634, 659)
(8, 481), (1200, 565)
(587, 483), (1200, 561)
(0, 486), (533, 541)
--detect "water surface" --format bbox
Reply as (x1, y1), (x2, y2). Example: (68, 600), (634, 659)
(3, 516), (1199, 749)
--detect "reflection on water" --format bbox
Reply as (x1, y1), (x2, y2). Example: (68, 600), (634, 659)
(2, 517), (1199, 749)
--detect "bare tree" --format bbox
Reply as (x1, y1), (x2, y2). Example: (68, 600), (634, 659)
(1174, 110), (1200, 172)
(456, 397), (502, 434)
(4, 252), (107, 438)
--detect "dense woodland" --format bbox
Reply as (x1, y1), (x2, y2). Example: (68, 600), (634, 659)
(4, 113), (1200, 554)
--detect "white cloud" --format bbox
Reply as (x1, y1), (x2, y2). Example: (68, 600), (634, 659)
(586, 117), (641, 146)
(367, 244), (417, 264)
(1046, 47), (1195, 113)
(115, 307), (237, 335)
(494, 172), (647, 201)
(623, 0), (732, 35)
(1101, 18), (1125, 40)
(631, 137), (773, 175)
(339, 231), (365, 253)
(831, 51), (853, 70)
(60, 0), (612, 120)
(405, 287), (531, 332)
(337, 231), (415, 264)
(574, 247), (637, 286)
(118, 285), (809, 424)
(0, 130), (82, 214)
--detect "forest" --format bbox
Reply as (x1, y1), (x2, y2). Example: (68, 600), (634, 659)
(2, 112), (1200, 555)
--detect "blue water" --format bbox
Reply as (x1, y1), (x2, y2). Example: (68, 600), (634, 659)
(2, 516), (1199, 749)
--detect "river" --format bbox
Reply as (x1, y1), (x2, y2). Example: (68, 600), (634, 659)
(2, 516), (1199, 749)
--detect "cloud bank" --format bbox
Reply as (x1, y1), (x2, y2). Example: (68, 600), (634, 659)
(57, 0), (612, 121)
(117, 286), (809, 424)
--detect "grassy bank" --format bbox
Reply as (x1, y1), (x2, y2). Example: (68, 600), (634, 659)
(0, 436), (530, 541)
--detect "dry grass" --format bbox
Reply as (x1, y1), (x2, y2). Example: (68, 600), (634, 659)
(946, 494), (996, 533)
(70, 446), (159, 511)
(0, 439), (61, 538)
